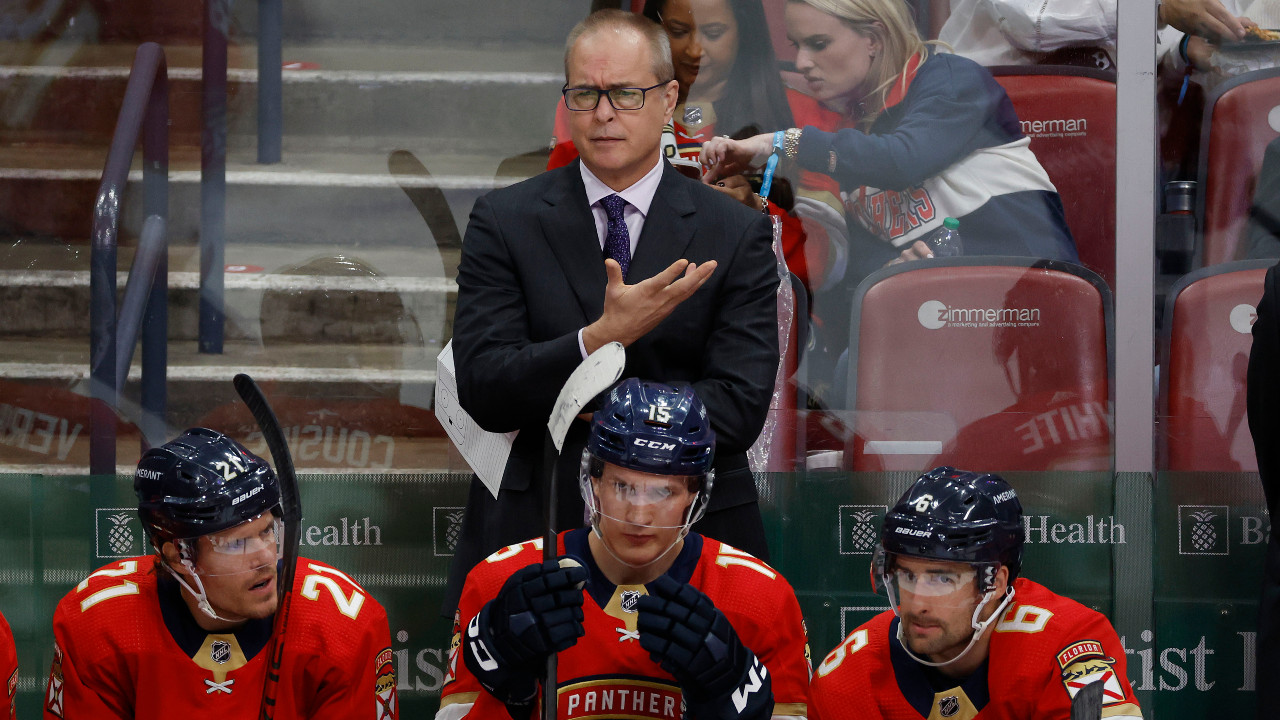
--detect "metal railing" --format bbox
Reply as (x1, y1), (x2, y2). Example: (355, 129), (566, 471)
(89, 42), (170, 475)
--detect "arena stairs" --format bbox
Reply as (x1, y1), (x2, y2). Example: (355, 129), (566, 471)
(0, 0), (592, 473)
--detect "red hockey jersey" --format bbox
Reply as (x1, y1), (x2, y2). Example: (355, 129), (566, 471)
(0, 612), (16, 719)
(439, 529), (811, 719)
(809, 579), (1141, 720)
(44, 556), (397, 720)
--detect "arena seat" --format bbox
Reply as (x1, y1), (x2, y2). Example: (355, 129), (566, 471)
(844, 257), (1112, 472)
(990, 66), (1117, 288)
(1196, 68), (1280, 267)
(1159, 260), (1271, 471)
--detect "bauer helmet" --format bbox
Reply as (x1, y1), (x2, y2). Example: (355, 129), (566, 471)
(135, 427), (282, 550)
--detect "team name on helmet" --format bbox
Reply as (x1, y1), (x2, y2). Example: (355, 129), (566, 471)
(231, 485), (264, 506)
(895, 526), (933, 538)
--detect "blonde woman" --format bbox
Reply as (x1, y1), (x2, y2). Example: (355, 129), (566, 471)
(702, 0), (1078, 281)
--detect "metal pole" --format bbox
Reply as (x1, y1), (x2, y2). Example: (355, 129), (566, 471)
(258, 0), (283, 163)
(200, 0), (229, 354)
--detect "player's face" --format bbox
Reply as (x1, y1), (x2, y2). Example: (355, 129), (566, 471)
(592, 464), (696, 566)
(786, 2), (881, 110)
(658, 0), (740, 103)
(565, 27), (678, 191)
(892, 556), (985, 662)
(190, 513), (280, 623)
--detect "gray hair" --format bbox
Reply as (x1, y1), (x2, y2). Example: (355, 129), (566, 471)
(564, 9), (674, 84)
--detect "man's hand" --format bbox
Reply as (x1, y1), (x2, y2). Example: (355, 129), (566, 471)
(884, 240), (933, 267)
(583, 258), (718, 353)
(701, 133), (774, 184)
(637, 576), (773, 720)
(464, 558), (588, 703)
(1160, 0), (1246, 42)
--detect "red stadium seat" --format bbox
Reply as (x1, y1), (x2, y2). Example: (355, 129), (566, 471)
(1196, 69), (1280, 266)
(845, 258), (1112, 472)
(991, 67), (1117, 288)
(1159, 260), (1270, 471)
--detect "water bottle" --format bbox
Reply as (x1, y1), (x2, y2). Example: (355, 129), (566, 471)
(927, 217), (964, 258)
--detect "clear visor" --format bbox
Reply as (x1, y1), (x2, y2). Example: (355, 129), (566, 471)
(886, 567), (980, 609)
(183, 514), (283, 577)
(593, 476), (697, 530)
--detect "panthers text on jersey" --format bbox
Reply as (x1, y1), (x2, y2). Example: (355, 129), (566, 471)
(438, 529), (811, 720)
(810, 578), (1141, 720)
(44, 556), (397, 720)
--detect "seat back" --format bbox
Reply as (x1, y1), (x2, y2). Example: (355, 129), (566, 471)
(1159, 260), (1270, 471)
(991, 67), (1117, 288)
(846, 258), (1112, 472)
(1196, 69), (1280, 266)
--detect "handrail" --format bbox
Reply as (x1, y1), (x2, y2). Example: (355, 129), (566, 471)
(89, 42), (170, 475)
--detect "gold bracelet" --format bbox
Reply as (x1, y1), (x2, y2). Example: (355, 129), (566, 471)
(783, 127), (802, 158)
(758, 193), (770, 214)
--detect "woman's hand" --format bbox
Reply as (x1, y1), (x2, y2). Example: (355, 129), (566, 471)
(701, 133), (774, 183)
(707, 174), (764, 211)
(884, 240), (933, 266)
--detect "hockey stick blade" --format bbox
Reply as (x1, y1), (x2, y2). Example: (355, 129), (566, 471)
(1069, 679), (1104, 720)
(388, 149), (462, 250)
(547, 342), (626, 451)
(232, 374), (302, 720)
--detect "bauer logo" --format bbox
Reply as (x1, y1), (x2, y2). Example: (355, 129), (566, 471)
(1230, 303), (1258, 334)
(1178, 505), (1229, 555)
(433, 507), (465, 556)
(838, 505), (887, 555)
(918, 300), (1042, 330)
(95, 508), (144, 558)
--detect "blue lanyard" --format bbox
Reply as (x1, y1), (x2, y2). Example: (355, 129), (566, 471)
(759, 130), (783, 200)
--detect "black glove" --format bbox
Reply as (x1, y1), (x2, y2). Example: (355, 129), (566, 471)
(464, 557), (588, 705)
(636, 575), (773, 720)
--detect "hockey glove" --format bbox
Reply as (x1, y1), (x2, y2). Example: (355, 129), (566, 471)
(636, 575), (773, 720)
(464, 557), (588, 705)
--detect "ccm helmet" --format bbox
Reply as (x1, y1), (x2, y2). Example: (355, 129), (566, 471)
(135, 427), (282, 549)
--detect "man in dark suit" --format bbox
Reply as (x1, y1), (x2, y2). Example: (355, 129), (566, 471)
(1249, 260), (1280, 719)
(443, 9), (780, 614)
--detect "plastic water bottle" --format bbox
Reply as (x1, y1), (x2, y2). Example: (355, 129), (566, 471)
(927, 217), (964, 258)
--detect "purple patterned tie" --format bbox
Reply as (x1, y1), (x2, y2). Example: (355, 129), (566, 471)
(600, 193), (631, 279)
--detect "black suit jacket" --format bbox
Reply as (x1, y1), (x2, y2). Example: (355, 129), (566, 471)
(445, 159), (780, 607)
(1248, 262), (1280, 718)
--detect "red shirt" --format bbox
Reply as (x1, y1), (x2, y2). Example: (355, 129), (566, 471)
(45, 556), (397, 720)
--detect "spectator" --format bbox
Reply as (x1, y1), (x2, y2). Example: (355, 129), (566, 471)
(437, 380), (810, 720)
(1248, 259), (1280, 719)
(445, 9), (779, 616)
(809, 467), (1142, 720)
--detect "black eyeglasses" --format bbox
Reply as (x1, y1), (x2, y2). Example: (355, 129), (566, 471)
(561, 81), (671, 111)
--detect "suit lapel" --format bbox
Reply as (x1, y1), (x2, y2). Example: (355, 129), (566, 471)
(538, 161), (607, 320)
(630, 163), (697, 281)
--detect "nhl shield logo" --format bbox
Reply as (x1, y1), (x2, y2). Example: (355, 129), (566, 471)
(938, 696), (960, 717)
(621, 590), (641, 614)
(838, 505), (887, 555)
(210, 640), (232, 665)
(95, 508), (143, 559)
(433, 507), (465, 556)
(1178, 505), (1229, 556)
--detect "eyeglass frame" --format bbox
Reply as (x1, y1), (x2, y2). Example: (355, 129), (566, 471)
(561, 81), (674, 112)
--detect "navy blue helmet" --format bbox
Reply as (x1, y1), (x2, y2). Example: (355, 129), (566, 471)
(880, 466), (1024, 589)
(586, 378), (715, 483)
(135, 428), (281, 548)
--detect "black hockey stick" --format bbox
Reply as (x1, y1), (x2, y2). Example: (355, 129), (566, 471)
(541, 343), (626, 720)
(1069, 678), (1104, 720)
(233, 373), (302, 720)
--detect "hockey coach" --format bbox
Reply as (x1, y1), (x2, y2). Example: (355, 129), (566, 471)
(809, 467), (1142, 720)
(43, 428), (398, 719)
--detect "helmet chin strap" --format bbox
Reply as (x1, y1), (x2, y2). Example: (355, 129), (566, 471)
(163, 540), (249, 624)
(587, 492), (701, 570)
(893, 585), (1018, 669)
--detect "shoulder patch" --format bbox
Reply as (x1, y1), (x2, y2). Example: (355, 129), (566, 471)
(375, 647), (397, 719)
(45, 641), (64, 718)
(1058, 640), (1128, 706)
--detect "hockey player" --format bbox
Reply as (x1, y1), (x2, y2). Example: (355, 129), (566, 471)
(438, 378), (810, 720)
(44, 428), (397, 719)
(809, 467), (1142, 720)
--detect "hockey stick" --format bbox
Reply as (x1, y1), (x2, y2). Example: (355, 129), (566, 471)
(233, 373), (302, 720)
(541, 342), (626, 720)
(388, 149), (463, 267)
(1069, 678), (1104, 720)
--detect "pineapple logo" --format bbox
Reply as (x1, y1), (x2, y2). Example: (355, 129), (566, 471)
(434, 507), (466, 556)
(95, 508), (142, 558)
(1178, 505), (1229, 556)
(839, 505), (887, 555)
